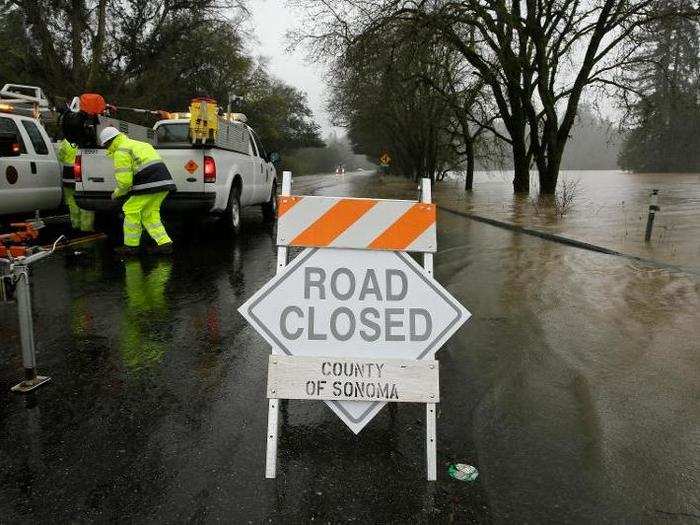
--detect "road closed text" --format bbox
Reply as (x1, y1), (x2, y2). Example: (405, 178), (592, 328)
(278, 267), (433, 342)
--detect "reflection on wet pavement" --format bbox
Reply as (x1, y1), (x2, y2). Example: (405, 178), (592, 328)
(117, 259), (172, 370)
(0, 171), (698, 522)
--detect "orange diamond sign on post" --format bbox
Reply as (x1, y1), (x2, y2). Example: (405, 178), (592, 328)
(184, 160), (198, 174)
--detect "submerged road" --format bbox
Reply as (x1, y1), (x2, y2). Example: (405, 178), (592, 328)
(1, 172), (698, 522)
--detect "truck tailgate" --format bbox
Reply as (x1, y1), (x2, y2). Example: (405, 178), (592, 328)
(158, 149), (205, 193)
(78, 148), (116, 192)
(78, 148), (205, 193)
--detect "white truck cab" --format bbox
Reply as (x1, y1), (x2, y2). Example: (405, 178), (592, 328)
(75, 117), (279, 231)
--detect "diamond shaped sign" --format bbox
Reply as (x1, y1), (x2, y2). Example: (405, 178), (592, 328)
(184, 160), (198, 174)
(239, 247), (470, 433)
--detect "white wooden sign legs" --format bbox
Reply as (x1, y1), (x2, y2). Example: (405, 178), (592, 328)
(266, 170), (291, 479)
(421, 177), (438, 481)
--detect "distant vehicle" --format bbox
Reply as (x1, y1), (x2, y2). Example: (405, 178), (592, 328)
(0, 109), (62, 217)
(75, 116), (279, 232)
(335, 164), (345, 176)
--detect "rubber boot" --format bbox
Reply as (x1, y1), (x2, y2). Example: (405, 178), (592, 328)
(114, 245), (140, 257)
(148, 242), (173, 255)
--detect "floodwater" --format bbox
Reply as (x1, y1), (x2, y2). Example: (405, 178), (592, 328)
(0, 171), (698, 522)
(434, 170), (700, 273)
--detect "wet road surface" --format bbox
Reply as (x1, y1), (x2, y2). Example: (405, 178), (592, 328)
(1, 172), (698, 522)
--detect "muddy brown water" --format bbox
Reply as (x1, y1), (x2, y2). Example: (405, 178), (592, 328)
(435, 170), (700, 273)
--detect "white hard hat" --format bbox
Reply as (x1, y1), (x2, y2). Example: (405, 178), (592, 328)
(99, 126), (120, 146)
(68, 96), (81, 112)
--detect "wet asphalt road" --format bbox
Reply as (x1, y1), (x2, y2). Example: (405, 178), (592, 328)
(1, 172), (698, 523)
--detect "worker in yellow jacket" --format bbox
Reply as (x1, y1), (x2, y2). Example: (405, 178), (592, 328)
(99, 127), (176, 256)
(57, 139), (95, 232)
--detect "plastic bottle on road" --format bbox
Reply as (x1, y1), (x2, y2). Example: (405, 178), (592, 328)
(448, 463), (479, 482)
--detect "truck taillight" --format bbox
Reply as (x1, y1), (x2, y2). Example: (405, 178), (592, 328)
(203, 155), (216, 183)
(74, 155), (82, 182)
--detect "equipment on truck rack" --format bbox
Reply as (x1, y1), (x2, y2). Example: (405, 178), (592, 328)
(189, 98), (219, 144)
(61, 92), (251, 153)
(61, 95), (155, 148)
(1, 228), (65, 393)
(0, 84), (53, 119)
(186, 98), (249, 153)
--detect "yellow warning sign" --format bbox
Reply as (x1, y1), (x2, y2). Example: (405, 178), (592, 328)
(184, 160), (199, 174)
(379, 153), (391, 165)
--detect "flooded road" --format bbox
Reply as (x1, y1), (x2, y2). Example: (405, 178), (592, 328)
(1, 171), (698, 522)
(435, 170), (700, 273)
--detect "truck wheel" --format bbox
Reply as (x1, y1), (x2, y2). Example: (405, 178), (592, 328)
(261, 180), (277, 223)
(226, 185), (242, 234)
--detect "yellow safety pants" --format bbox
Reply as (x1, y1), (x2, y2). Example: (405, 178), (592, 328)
(122, 192), (172, 247)
(64, 186), (95, 232)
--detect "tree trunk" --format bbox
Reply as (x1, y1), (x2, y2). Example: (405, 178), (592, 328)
(538, 151), (562, 195)
(464, 138), (474, 191)
(86, 0), (109, 90)
(512, 141), (530, 193)
(70, 0), (85, 86)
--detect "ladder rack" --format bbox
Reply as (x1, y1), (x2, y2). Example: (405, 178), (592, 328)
(0, 84), (52, 118)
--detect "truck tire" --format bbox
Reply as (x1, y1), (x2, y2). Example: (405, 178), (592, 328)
(261, 180), (277, 223)
(225, 185), (242, 235)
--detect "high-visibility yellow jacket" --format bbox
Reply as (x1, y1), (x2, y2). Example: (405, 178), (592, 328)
(106, 133), (176, 198)
(57, 139), (77, 187)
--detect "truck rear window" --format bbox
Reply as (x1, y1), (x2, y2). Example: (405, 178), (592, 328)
(21, 120), (49, 155)
(156, 124), (190, 146)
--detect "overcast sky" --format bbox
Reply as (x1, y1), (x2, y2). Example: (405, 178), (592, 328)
(248, 0), (340, 138)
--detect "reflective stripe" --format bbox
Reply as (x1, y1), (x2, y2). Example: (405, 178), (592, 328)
(62, 178), (75, 183)
(115, 167), (131, 173)
(124, 233), (142, 240)
(117, 148), (132, 154)
(131, 180), (173, 191)
(134, 159), (161, 173)
(144, 222), (163, 230)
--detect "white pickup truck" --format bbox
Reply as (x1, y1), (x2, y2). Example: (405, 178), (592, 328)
(0, 112), (62, 216)
(74, 118), (278, 231)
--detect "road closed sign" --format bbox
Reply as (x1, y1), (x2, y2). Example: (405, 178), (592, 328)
(240, 174), (471, 479)
(239, 247), (470, 432)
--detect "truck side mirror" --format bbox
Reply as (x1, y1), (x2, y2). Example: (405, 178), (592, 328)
(0, 133), (21, 157)
(269, 151), (280, 165)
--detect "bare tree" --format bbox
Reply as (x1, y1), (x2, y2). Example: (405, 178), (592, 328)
(292, 0), (692, 194)
(328, 19), (456, 181)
